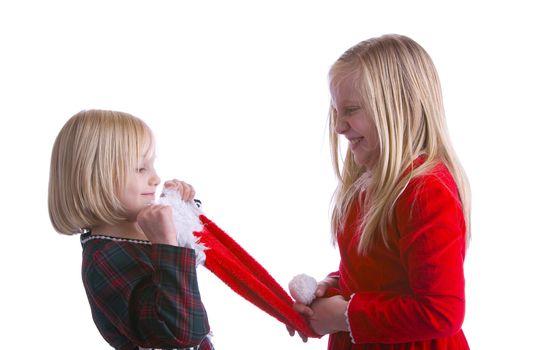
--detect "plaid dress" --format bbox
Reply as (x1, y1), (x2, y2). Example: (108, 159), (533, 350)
(81, 233), (214, 350)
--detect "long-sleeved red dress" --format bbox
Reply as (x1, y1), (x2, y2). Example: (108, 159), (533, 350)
(328, 162), (470, 349)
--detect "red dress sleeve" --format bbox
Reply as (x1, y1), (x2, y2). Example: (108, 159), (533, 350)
(346, 169), (467, 344)
(327, 271), (340, 279)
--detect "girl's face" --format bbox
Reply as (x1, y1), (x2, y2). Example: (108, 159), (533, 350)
(332, 75), (380, 169)
(119, 155), (161, 221)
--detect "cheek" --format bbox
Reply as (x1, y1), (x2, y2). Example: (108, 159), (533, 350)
(355, 121), (378, 151)
(368, 130), (379, 150)
(117, 190), (131, 205)
(119, 180), (138, 202)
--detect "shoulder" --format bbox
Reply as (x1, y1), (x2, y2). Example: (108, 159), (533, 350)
(403, 162), (459, 201)
(81, 236), (152, 287)
(396, 162), (463, 223)
(82, 234), (151, 259)
(394, 161), (467, 262)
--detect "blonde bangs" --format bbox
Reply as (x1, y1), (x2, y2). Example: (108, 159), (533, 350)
(48, 110), (154, 234)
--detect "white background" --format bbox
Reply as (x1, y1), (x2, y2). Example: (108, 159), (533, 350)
(1, 0), (541, 349)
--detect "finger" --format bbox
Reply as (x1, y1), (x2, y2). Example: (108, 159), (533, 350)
(186, 185), (195, 201)
(286, 325), (295, 337)
(293, 303), (314, 317)
(139, 203), (158, 214)
(172, 179), (187, 191)
(164, 180), (177, 189)
(159, 204), (173, 216)
(145, 204), (169, 216)
(315, 283), (329, 297)
(161, 182), (178, 197)
(180, 182), (195, 201)
(178, 182), (189, 200)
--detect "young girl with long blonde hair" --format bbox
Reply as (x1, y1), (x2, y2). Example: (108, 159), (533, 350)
(293, 34), (470, 349)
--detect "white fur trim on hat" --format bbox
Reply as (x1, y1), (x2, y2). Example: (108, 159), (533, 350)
(158, 188), (206, 266)
(288, 274), (318, 305)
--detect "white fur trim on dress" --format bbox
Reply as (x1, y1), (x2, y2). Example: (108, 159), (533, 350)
(346, 294), (355, 343)
(158, 188), (206, 266)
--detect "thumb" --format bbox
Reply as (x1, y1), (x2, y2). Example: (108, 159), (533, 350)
(293, 302), (314, 317)
(315, 283), (329, 298)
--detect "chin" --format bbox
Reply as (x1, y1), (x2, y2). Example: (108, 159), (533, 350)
(353, 157), (367, 168)
(124, 206), (146, 219)
(354, 153), (377, 170)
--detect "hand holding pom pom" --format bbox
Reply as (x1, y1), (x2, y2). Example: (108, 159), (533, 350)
(289, 274), (318, 305)
(159, 187), (323, 338)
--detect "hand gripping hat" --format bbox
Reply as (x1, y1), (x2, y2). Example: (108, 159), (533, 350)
(159, 189), (322, 339)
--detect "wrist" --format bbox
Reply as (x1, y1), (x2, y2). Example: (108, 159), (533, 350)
(150, 236), (177, 246)
(335, 299), (349, 332)
(320, 276), (339, 287)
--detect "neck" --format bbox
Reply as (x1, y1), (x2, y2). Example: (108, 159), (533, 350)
(92, 221), (148, 241)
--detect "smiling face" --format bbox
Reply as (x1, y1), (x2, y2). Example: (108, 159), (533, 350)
(118, 154), (161, 221)
(331, 74), (380, 169)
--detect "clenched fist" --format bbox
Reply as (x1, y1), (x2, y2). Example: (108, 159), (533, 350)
(137, 204), (177, 245)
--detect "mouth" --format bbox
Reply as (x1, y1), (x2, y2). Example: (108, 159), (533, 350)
(142, 193), (155, 197)
(349, 137), (364, 147)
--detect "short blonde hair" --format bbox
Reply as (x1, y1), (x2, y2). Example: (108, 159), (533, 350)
(48, 109), (155, 234)
(328, 34), (471, 253)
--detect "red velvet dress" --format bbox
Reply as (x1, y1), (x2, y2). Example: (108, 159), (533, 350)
(328, 162), (469, 349)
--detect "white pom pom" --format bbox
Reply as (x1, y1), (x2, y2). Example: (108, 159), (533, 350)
(288, 273), (318, 305)
(158, 188), (206, 265)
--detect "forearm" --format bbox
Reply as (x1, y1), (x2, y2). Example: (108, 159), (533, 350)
(347, 291), (465, 344)
(309, 295), (349, 335)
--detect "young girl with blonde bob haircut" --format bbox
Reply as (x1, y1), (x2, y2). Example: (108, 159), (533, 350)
(49, 110), (214, 349)
(293, 34), (470, 349)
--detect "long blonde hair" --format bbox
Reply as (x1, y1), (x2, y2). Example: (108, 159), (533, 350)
(48, 109), (155, 235)
(329, 34), (470, 254)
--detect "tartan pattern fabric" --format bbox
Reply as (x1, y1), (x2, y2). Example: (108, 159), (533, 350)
(81, 233), (214, 350)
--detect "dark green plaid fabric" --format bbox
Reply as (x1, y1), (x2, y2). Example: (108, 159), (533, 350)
(81, 233), (214, 349)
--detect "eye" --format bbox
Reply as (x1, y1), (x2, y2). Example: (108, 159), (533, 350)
(344, 106), (360, 116)
(136, 167), (146, 173)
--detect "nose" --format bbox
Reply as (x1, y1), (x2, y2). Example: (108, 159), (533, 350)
(335, 117), (349, 135)
(150, 169), (161, 187)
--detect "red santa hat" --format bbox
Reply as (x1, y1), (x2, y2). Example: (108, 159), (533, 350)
(159, 189), (322, 339)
